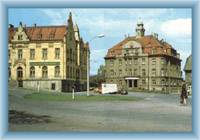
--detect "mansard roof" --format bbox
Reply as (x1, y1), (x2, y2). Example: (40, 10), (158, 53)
(105, 35), (178, 59)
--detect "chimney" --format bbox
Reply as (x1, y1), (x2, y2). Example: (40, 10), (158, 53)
(152, 33), (158, 39)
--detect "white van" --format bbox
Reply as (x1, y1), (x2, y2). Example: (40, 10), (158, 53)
(101, 84), (118, 94)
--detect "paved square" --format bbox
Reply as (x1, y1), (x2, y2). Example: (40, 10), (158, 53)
(9, 88), (192, 132)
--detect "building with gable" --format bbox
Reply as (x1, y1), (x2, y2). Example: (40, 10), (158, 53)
(8, 12), (89, 92)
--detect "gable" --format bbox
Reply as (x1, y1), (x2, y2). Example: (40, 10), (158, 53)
(123, 40), (142, 49)
(12, 24), (29, 42)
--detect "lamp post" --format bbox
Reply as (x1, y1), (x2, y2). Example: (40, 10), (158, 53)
(87, 34), (105, 96)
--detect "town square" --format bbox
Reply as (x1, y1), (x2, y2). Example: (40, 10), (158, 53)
(8, 8), (192, 132)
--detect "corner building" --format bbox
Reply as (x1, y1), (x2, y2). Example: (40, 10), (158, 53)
(104, 21), (182, 93)
(8, 12), (89, 92)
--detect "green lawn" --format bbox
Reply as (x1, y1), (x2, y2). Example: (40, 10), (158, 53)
(24, 92), (142, 102)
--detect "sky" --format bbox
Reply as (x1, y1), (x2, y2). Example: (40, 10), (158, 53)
(8, 8), (192, 76)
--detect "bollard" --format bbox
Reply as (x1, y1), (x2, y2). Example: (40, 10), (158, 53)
(72, 88), (75, 100)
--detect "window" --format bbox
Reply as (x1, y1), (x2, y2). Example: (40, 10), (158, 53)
(152, 79), (156, 85)
(70, 67), (73, 78)
(125, 49), (129, 55)
(134, 69), (137, 76)
(125, 59), (128, 65)
(161, 58), (165, 65)
(30, 49), (35, 60)
(134, 58), (138, 65)
(152, 49), (157, 54)
(129, 58), (132, 64)
(142, 79), (146, 85)
(119, 80), (122, 85)
(8, 49), (11, 59)
(67, 66), (70, 78)
(119, 69), (122, 76)
(55, 48), (60, 59)
(42, 48), (48, 59)
(119, 59), (122, 65)
(129, 69), (132, 76)
(142, 58), (145, 65)
(135, 48), (139, 55)
(42, 66), (48, 78)
(110, 60), (114, 66)
(70, 49), (73, 62)
(151, 58), (156, 65)
(161, 68), (165, 76)
(17, 67), (23, 78)
(142, 69), (146, 76)
(30, 66), (35, 78)
(18, 35), (23, 40)
(55, 66), (60, 77)
(161, 79), (165, 86)
(18, 49), (23, 59)
(152, 68), (156, 76)
(128, 80), (132, 88)
(51, 83), (56, 90)
(49, 33), (54, 40)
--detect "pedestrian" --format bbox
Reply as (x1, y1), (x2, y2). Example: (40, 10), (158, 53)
(180, 83), (188, 105)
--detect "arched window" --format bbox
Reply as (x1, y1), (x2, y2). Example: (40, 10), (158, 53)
(42, 66), (48, 78)
(17, 67), (23, 79)
(161, 79), (165, 86)
(55, 66), (60, 77)
(30, 66), (35, 78)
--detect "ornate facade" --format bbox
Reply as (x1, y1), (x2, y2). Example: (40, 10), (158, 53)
(104, 21), (182, 93)
(8, 12), (89, 92)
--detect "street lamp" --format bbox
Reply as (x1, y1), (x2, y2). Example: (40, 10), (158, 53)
(87, 34), (105, 96)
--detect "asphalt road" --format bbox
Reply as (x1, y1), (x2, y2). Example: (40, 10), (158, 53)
(8, 88), (192, 132)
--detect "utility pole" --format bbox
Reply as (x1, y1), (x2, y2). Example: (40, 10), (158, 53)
(86, 34), (105, 97)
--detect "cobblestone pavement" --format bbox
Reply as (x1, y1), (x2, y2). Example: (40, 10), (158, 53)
(8, 88), (192, 132)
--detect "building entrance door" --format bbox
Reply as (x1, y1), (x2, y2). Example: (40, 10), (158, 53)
(51, 83), (56, 90)
(18, 80), (23, 87)
(128, 80), (133, 88)
(134, 80), (138, 87)
(17, 67), (23, 87)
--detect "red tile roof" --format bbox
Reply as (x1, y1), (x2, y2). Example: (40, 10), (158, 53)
(105, 35), (177, 58)
(8, 25), (67, 42)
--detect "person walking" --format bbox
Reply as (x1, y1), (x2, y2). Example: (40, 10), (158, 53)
(180, 83), (188, 105)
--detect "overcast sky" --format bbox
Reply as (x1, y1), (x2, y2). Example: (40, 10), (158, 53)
(8, 8), (192, 76)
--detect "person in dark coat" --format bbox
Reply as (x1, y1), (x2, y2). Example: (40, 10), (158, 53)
(180, 83), (188, 105)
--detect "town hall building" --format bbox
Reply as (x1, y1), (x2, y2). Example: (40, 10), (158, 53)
(104, 20), (182, 93)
